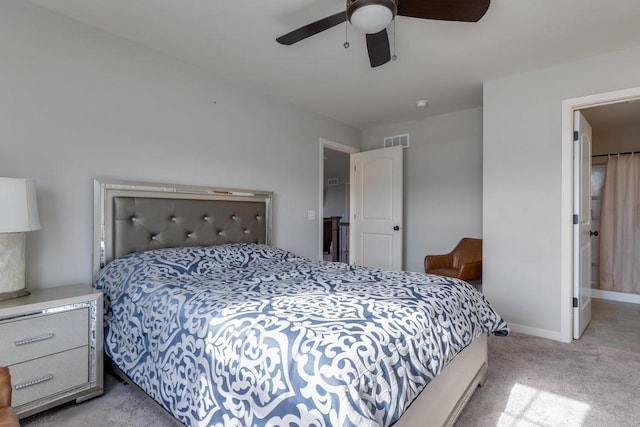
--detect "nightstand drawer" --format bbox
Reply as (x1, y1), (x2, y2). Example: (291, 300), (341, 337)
(0, 308), (89, 366)
(10, 346), (89, 408)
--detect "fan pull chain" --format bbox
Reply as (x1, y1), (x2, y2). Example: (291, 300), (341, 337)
(344, 11), (350, 49)
(392, 18), (397, 60)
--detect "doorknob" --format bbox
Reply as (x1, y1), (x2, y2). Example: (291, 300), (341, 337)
(393, 226), (400, 231)
(589, 230), (599, 237)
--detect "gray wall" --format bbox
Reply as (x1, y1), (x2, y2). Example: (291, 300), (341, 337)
(363, 108), (483, 272)
(0, 0), (361, 289)
(323, 178), (349, 219)
(323, 149), (350, 220)
(592, 124), (640, 156)
(483, 44), (640, 340)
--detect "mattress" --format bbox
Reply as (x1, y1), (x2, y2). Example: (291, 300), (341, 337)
(95, 243), (508, 426)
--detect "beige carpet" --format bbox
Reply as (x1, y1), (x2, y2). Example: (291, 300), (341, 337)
(20, 371), (178, 427)
(456, 333), (640, 427)
(22, 333), (640, 426)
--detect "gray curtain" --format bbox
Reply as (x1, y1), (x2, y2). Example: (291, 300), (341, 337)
(599, 154), (640, 293)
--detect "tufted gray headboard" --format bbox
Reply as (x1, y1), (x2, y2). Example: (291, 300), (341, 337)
(93, 179), (272, 279)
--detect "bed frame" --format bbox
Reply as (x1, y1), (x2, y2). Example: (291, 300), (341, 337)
(92, 178), (486, 427)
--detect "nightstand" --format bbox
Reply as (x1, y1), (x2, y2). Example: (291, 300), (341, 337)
(0, 284), (103, 419)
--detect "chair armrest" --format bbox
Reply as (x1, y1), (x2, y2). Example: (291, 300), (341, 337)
(424, 253), (453, 272)
(0, 368), (11, 409)
(0, 407), (19, 427)
(0, 367), (18, 427)
(458, 261), (482, 282)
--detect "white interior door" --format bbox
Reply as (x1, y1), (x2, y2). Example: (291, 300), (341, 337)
(350, 146), (403, 270)
(573, 110), (593, 339)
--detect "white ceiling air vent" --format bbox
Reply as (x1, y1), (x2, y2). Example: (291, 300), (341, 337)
(384, 134), (410, 148)
(327, 178), (339, 186)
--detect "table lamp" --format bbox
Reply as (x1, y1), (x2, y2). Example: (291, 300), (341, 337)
(0, 177), (41, 301)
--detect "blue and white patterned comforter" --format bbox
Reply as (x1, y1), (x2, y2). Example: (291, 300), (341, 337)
(95, 243), (508, 427)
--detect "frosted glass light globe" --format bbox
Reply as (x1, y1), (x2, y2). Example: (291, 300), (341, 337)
(350, 5), (393, 34)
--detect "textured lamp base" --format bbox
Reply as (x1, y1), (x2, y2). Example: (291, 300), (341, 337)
(0, 232), (28, 300)
(0, 288), (30, 301)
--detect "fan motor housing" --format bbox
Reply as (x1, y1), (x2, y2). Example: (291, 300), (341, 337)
(347, 0), (399, 24)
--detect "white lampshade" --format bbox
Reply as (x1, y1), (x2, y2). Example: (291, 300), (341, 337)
(0, 178), (41, 233)
(0, 178), (40, 300)
(350, 4), (393, 34)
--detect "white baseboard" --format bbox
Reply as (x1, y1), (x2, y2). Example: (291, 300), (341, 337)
(592, 289), (640, 305)
(507, 323), (569, 343)
(509, 291), (640, 345)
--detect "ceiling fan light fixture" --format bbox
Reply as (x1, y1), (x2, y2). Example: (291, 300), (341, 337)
(347, 0), (397, 34)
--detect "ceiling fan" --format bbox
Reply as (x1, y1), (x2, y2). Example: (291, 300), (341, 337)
(276, 0), (490, 68)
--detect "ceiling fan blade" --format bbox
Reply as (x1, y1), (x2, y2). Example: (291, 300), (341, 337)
(397, 0), (490, 22)
(276, 11), (346, 45)
(366, 30), (391, 68)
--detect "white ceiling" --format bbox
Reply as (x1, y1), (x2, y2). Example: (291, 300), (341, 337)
(29, 0), (640, 129)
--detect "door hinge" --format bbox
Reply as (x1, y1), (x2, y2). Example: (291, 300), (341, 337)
(573, 214), (579, 225)
(573, 297), (578, 308)
(573, 130), (579, 141)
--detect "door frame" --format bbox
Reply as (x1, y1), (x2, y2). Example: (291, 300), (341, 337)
(318, 138), (359, 261)
(560, 86), (640, 342)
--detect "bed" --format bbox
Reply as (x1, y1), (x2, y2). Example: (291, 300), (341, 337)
(93, 179), (508, 427)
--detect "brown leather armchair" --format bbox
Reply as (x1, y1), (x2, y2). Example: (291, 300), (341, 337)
(424, 238), (482, 282)
(0, 367), (19, 427)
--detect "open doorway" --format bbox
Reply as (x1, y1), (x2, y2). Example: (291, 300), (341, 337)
(576, 102), (640, 352)
(581, 102), (640, 305)
(318, 139), (359, 261)
(562, 87), (640, 343)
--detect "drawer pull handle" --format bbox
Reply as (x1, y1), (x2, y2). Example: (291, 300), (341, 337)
(14, 374), (54, 390)
(14, 333), (55, 346)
